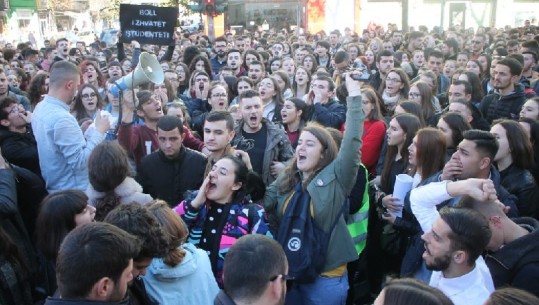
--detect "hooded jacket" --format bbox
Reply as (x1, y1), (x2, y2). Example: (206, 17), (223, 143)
(479, 83), (526, 124)
(143, 243), (219, 305)
(485, 217), (539, 297)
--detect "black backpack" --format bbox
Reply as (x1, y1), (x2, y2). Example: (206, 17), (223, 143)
(276, 182), (346, 284)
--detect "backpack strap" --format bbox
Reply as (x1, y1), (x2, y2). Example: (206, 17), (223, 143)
(328, 201), (349, 234)
(247, 204), (257, 232)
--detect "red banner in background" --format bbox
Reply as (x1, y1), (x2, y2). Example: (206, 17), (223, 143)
(307, 0), (326, 34)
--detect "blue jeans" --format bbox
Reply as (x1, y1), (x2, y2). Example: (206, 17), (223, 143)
(285, 272), (349, 305)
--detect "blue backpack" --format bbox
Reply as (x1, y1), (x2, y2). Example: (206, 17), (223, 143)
(276, 182), (346, 284)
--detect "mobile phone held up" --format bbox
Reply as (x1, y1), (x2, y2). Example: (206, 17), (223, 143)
(342, 61), (370, 81)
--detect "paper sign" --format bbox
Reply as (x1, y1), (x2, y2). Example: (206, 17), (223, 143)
(392, 174), (414, 218)
(120, 4), (178, 45)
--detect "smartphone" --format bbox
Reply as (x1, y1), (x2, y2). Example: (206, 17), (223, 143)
(99, 61), (107, 69)
(350, 61), (370, 81)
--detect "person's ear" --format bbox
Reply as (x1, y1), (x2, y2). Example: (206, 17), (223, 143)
(0, 119), (10, 128)
(479, 156), (491, 170)
(93, 277), (114, 299)
(227, 130), (236, 143)
(453, 250), (467, 265)
(232, 182), (242, 191)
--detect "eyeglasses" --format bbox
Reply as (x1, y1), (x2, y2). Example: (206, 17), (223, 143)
(82, 93), (97, 99)
(472, 40), (482, 44)
(269, 274), (295, 291)
(211, 93), (227, 98)
(386, 77), (401, 83)
(9, 106), (20, 114)
(408, 92), (421, 98)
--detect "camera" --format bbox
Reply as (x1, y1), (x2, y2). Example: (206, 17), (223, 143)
(341, 61), (370, 81)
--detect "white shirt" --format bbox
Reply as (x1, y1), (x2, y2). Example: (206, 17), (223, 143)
(410, 181), (494, 305)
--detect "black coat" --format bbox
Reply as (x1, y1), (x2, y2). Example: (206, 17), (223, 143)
(485, 217), (539, 297)
(0, 127), (41, 177)
(137, 146), (207, 207)
(499, 164), (538, 218)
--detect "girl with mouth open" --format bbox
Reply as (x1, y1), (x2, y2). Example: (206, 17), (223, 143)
(174, 155), (271, 288)
(264, 73), (366, 304)
(71, 84), (105, 122)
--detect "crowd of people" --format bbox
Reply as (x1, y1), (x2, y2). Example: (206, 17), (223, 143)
(1, 18), (539, 305)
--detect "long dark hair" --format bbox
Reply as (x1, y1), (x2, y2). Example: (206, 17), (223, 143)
(493, 119), (534, 170)
(414, 128), (447, 181)
(36, 190), (89, 261)
(439, 112), (471, 148)
(222, 155), (266, 202)
(88, 141), (130, 221)
(72, 83), (105, 121)
(381, 113), (421, 192)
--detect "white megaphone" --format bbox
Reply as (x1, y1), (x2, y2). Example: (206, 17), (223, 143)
(109, 52), (164, 97)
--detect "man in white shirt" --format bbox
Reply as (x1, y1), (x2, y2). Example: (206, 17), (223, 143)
(410, 178), (495, 305)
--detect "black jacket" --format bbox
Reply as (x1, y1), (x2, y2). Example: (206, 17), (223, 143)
(137, 146), (207, 207)
(499, 165), (538, 217)
(479, 83), (526, 124)
(485, 217), (539, 297)
(0, 127), (41, 177)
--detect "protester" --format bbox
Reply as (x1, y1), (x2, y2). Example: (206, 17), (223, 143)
(174, 155), (271, 287)
(33, 60), (109, 192)
(263, 74), (364, 304)
(144, 200), (219, 305)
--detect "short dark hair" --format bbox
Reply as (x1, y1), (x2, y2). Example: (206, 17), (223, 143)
(56, 222), (140, 299)
(157, 115), (184, 134)
(205, 111), (234, 131)
(56, 38), (68, 47)
(104, 204), (169, 261)
(333, 50), (349, 64)
(0, 96), (18, 123)
(249, 60), (265, 71)
(227, 48), (241, 57)
(445, 38), (459, 53)
(315, 40), (330, 50)
(428, 50), (444, 60)
(439, 207), (491, 265)
(376, 49), (394, 63)
(462, 129), (499, 160)
(314, 75), (335, 91)
(214, 36), (227, 44)
(238, 89), (261, 103)
(452, 80), (472, 95)
(223, 235), (287, 303)
(497, 57), (523, 76)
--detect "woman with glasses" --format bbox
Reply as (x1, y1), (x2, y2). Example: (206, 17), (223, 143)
(71, 84), (106, 123)
(175, 62), (191, 96)
(191, 83), (229, 137)
(382, 68), (410, 115)
(175, 155), (271, 288)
